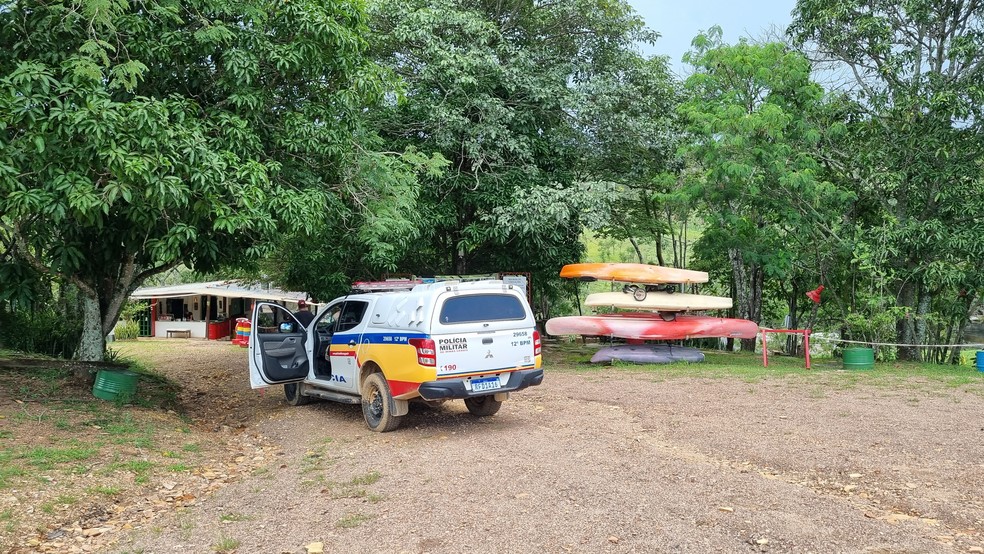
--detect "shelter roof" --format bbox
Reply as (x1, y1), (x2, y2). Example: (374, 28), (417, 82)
(131, 281), (313, 304)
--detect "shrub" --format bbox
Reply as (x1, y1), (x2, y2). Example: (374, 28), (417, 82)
(114, 319), (140, 341)
(0, 309), (82, 359)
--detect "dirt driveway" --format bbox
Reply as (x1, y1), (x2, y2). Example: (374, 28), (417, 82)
(106, 340), (984, 554)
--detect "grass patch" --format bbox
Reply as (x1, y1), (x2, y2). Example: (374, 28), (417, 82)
(0, 457), (27, 489)
(54, 494), (78, 505)
(349, 470), (381, 487)
(0, 507), (14, 532)
(213, 536), (241, 552)
(300, 443), (338, 474)
(88, 485), (121, 496)
(336, 512), (372, 529)
(324, 471), (383, 500)
(300, 475), (327, 488)
(123, 362), (183, 412)
(101, 460), (157, 476)
(39, 495), (78, 514)
(122, 460), (155, 474)
(219, 513), (252, 523)
(5, 366), (72, 400)
(54, 417), (74, 430)
(23, 443), (98, 470)
(542, 343), (984, 394)
(0, 349), (221, 546)
(79, 412), (157, 450)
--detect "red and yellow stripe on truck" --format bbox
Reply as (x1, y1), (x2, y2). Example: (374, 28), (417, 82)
(330, 330), (542, 400)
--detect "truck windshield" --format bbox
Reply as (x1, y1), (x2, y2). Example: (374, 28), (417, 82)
(439, 294), (526, 324)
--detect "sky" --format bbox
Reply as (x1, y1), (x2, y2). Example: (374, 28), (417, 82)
(626, 0), (797, 72)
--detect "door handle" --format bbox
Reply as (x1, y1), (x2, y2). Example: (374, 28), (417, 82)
(482, 338), (493, 344)
(348, 340), (356, 347)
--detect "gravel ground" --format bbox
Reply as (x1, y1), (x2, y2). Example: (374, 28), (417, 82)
(109, 340), (984, 554)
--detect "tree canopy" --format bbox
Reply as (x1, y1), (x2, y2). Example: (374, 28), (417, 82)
(3, 0), (983, 364)
(790, 0), (984, 359)
(0, 0), (390, 359)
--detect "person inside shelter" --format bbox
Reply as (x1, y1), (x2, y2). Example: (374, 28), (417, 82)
(294, 299), (315, 327)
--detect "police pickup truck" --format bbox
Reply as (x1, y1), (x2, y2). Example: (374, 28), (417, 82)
(248, 280), (543, 432)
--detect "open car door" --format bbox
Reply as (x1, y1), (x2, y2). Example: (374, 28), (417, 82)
(249, 302), (310, 388)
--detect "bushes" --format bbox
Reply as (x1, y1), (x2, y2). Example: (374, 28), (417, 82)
(114, 319), (140, 341)
(0, 309), (82, 359)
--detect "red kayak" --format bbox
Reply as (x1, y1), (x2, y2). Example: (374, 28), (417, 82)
(545, 314), (758, 340)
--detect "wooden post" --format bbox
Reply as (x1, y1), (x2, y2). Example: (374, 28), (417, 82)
(804, 329), (811, 369)
(762, 329), (769, 368)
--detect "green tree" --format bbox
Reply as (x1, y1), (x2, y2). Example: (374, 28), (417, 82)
(790, 0), (984, 360)
(574, 52), (688, 267)
(366, 0), (657, 315)
(0, 0), (386, 360)
(680, 28), (842, 350)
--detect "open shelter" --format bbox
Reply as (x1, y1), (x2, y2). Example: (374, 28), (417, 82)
(130, 281), (313, 339)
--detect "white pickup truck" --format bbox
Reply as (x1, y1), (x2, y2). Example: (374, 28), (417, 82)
(248, 280), (544, 432)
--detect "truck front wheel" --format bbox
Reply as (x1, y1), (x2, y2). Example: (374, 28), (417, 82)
(284, 383), (310, 406)
(464, 395), (502, 417)
(361, 373), (403, 432)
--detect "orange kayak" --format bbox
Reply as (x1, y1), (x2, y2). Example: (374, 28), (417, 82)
(560, 263), (708, 285)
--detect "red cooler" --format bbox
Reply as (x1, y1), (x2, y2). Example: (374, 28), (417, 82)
(208, 320), (230, 340)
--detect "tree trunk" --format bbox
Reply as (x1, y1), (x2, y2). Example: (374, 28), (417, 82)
(729, 248), (760, 352)
(454, 244), (467, 274)
(666, 206), (679, 268)
(681, 217), (688, 269)
(787, 284), (799, 355)
(628, 236), (644, 264)
(77, 294), (105, 364)
(896, 280), (917, 360)
(948, 293), (974, 365)
(915, 284), (931, 361)
(655, 231), (665, 266)
(742, 265), (763, 352)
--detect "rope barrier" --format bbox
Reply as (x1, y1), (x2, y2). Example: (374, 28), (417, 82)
(801, 335), (984, 349)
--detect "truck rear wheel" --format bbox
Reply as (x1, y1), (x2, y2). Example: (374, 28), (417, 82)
(361, 373), (403, 432)
(464, 395), (502, 417)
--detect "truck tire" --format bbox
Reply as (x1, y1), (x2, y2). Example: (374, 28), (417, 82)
(284, 383), (310, 406)
(361, 373), (403, 432)
(464, 395), (502, 417)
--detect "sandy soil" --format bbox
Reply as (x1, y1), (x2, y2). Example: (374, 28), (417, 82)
(90, 339), (984, 554)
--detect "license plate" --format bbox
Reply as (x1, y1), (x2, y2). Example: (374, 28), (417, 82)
(471, 377), (500, 392)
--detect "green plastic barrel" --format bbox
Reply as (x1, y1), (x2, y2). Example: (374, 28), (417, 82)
(843, 347), (875, 370)
(92, 369), (139, 401)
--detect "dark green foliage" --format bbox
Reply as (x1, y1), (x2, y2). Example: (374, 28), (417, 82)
(680, 28), (845, 348)
(113, 319), (140, 341)
(790, 0), (984, 360)
(362, 0), (660, 314)
(0, 309), (81, 359)
(0, 0), (388, 359)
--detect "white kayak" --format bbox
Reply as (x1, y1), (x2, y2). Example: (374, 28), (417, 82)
(584, 291), (732, 312)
